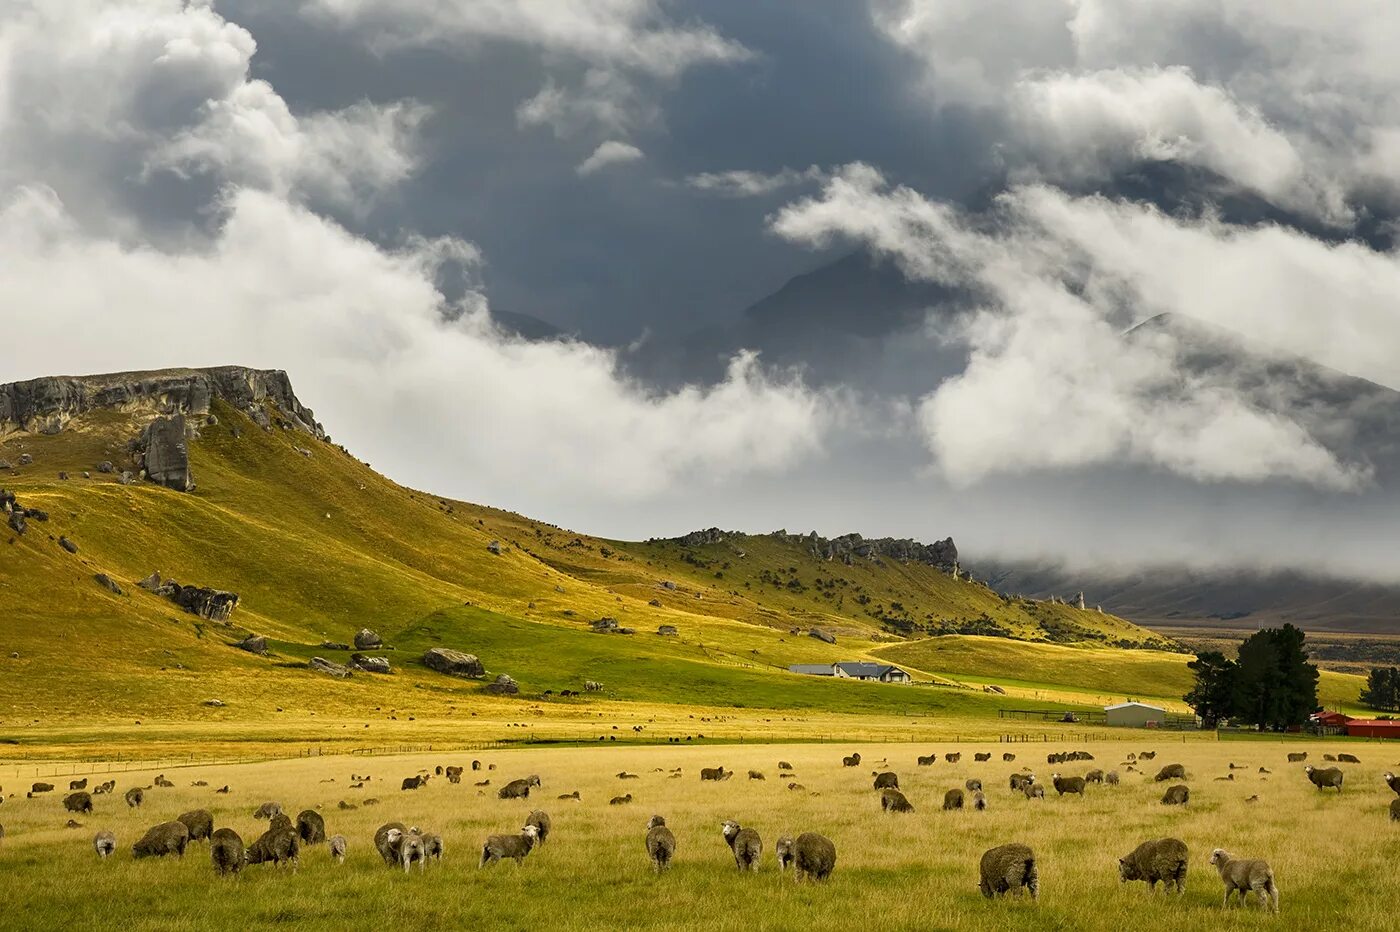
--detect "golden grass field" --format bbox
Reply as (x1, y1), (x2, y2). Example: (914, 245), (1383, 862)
(1, 738), (1396, 931)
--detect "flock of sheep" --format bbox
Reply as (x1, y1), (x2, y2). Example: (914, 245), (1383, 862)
(5, 747), (1398, 913)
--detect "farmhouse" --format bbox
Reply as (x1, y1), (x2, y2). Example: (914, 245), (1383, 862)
(1103, 701), (1166, 727)
(787, 662), (911, 683)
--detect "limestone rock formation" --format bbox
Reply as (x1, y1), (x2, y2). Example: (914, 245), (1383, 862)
(234, 635), (268, 655)
(141, 415), (193, 491)
(353, 629), (382, 650)
(350, 654), (391, 674)
(484, 673), (520, 695)
(422, 647), (484, 678)
(309, 657), (351, 678)
(808, 628), (836, 644)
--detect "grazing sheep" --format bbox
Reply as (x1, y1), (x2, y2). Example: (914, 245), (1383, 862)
(721, 820), (762, 872)
(973, 791), (988, 811)
(247, 821), (300, 868)
(177, 809), (214, 842)
(338, 800), (357, 811)
(558, 790), (581, 801)
(1051, 774), (1085, 796)
(979, 843), (1038, 899)
(881, 788), (915, 813)
(124, 788), (143, 808)
(132, 821), (190, 859)
(617, 772), (639, 780)
(1024, 783), (1045, 800)
(525, 810), (552, 845)
(1003, 753), (1016, 762)
(1084, 769), (1104, 784)
(399, 832), (427, 872)
(841, 753), (862, 767)
(1161, 784), (1190, 806)
(1390, 798), (1400, 821)
(498, 775), (542, 799)
(1154, 764), (1186, 782)
(782, 832), (836, 882)
(1386, 772), (1400, 796)
(445, 766), (464, 784)
(974, 752), (991, 762)
(421, 832), (444, 861)
(296, 810), (326, 845)
(610, 793), (634, 805)
(31, 782), (54, 794)
(645, 815), (677, 873)
(401, 775), (429, 791)
(1139, 752), (1156, 760)
(1322, 753), (1337, 762)
(945, 753), (961, 763)
(943, 788), (965, 810)
(965, 778), (982, 793)
(1304, 765), (1344, 792)
(917, 754), (936, 766)
(154, 775), (174, 788)
(775, 836), (795, 872)
(1119, 837), (1188, 894)
(873, 771), (899, 790)
(1105, 770), (1121, 785)
(479, 824), (540, 867)
(778, 761), (793, 771)
(1209, 848), (1278, 912)
(210, 828), (245, 875)
(93, 830), (116, 859)
(69, 779), (87, 791)
(1009, 773), (1035, 792)
(374, 822), (407, 865)
(1337, 753), (1360, 764)
(253, 801), (282, 820)
(1286, 752), (1307, 763)
(328, 834), (347, 863)
(748, 770), (765, 781)
(700, 767), (731, 782)
(63, 792), (93, 814)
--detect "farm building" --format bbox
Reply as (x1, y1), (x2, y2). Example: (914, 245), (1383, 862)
(1104, 701), (1166, 727)
(787, 662), (911, 683)
(1344, 718), (1400, 739)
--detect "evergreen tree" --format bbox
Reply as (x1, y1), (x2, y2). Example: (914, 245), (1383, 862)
(1184, 651), (1237, 727)
(1360, 667), (1400, 712)
(1231, 624), (1319, 730)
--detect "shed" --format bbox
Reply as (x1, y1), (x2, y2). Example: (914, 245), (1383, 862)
(1104, 701), (1166, 727)
(1345, 719), (1400, 739)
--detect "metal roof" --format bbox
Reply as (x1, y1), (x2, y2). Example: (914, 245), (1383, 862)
(1103, 701), (1165, 712)
(835, 662), (902, 678)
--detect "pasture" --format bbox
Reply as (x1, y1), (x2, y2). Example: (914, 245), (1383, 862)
(1, 739), (1396, 930)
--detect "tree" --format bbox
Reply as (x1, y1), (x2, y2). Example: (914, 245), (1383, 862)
(1184, 651), (1237, 727)
(1231, 624), (1319, 730)
(1360, 667), (1400, 712)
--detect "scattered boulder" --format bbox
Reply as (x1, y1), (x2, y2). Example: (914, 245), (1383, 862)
(93, 573), (123, 595)
(486, 540), (502, 555)
(421, 647), (484, 678)
(7, 509), (25, 535)
(353, 629), (382, 650)
(309, 656), (351, 679)
(141, 415), (194, 491)
(137, 572), (162, 591)
(350, 654), (391, 675)
(657, 624), (678, 637)
(591, 618), (621, 633)
(203, 699), (225, 707)
(58, 536), (78, 554)
(808, 628), (836, 644)
(17, 453), (31, 466)
(319, 641), (351, 651)
(96, 461), (113, 473)
(165, 584), (239, 620)
(234, 635), (268, 655)
(485, 674), (520, 695)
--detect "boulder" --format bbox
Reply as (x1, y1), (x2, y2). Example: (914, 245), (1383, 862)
(96, 461), (113, 473)
(234, 635), (268, 655)
(591, 618), (620, 633)
(165, 584), (238, 621)
(657, 625), (678, 637)
(94, 573), (123, 595)
(808, 628), (836, 644)
(58, 536), (78, 554)
(648, 598), (662, 607)
(421, 647), (484, 678)
(142, 415), (194, 491)
(203, 699), (225, 707)
(309, 657), (351, 679)
(486, 540), (502, 555)
(7, 509), (25, 535)
(17, 453), (31, 466)
(319, 641), (351, 651)
(353, 628), (382, 650)
(350, 654), (391, 674)
(136, 572), (162, 591)
(484, 673), (519, 695)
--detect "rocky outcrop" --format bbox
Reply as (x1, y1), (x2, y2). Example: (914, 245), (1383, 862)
(484, 673), (519, 695)
(657, 624), (678, 637)
(808, 628), (836, 644)
(234, 635), (268, 655)
(421, 647), (484, 678)
(673, 527), (728, 547)
(349, 654), (391, 674)
(137, 573), (238, 620)
(140, 415), (193, 491)
(94, 573), (123, 595)
(0, 366), (325, 439)
(667, 526), (958, 572)
(353, 629), (382, 650)
(309, 657), (351, 678)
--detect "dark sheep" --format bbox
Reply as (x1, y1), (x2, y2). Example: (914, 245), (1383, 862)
(747, 770), (765, 781)
(1304, 765), (1343, 792)
(945, 753), (961, 763)
(93, 830), (116, 859)
(608, 793), (634, 806)
(401, 775), (429, 791)
(445, 766), (464, 784)
(965, 778), (982, 793)
(778, 761), (793, 770)
(1009, 773), (1035, 793)
(177, 809), (214, 842)
(479, 824), (539, 867)
(31, 782), (54, 794)
(1336, 753), (1360, 764)
(973, 791), (988, 811)
(974, 753), (991, 762)
(210, 828), (245, 875)
(979, 843), (1038, 899)
(700, 767), (731, 782)
(721, 820), (762, 872)
(296, 810), (326, 845)
(1386, 772), (1400, 796)
(873, 771), (899, 790)
(881, 788), (914, 813)
(1390, 798), (1400, 821)
(1003, 753), (1016, 762)
(133, 821), (189, 859)
(1286, 752), (1307, 763)
(1084, 769), (1104, 784)
(252, 801), (282, 820)
(1209, 848), (1278, 912)
(329, 834), (348, 863)
(1154, 764), (1186, 782)
(646, 815), (677, 873)
(943, 788), (965, 810)
(1139, 752), (1156, 760)
(1051, 774), (1085, 796)
(525, 809), (551, 845)
(63, 792), (93, 814)
(1105, 770), (1121, 785)
(841, 753), (861, 767)
(247, 822), (300, 867)
(1119, 837), (1188, 894)
(1161, 784), (1190, 806)
(374, 821), (408, 865)
(917, 754), (936, 766)
(781, 832), (836, 882)
(69, 779), (88, 791)
(1023, 783), (1045, 800)
(498, 775), (541, 799)
(124, 788), (143, 808)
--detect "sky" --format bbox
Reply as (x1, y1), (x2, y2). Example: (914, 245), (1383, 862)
(6, 1), (1400, 583)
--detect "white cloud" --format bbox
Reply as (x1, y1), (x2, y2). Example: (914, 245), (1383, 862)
(684, 166), (823, 198)
(575, 140), (644, 176)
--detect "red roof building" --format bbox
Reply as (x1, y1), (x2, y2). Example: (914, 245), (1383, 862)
(1345, 719), (1400, 739)
(1312, 710), (1354, 727)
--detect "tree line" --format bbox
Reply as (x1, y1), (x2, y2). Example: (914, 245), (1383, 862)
(1360, 666), (1400, 712)
(1184, 624), (1319, 729)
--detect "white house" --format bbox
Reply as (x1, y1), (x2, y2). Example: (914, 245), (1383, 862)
(788, 662), (911, 684)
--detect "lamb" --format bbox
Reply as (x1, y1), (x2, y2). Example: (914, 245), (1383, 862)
(1161, 784), (1190, 806)
(124, 788), (143, 808)
(154, 775), (174, 788)
(646, 815), (677, 872)
(329, 834), (347, 863)
(1118, 837), (1188, 894)
(775, 836), (794, 872)
(1023, 783), (1045, 800)
(63, 792), (93, 814)
(1322, 753), (1336, 762)
(374, 822), (408, 865)
(1105, 770), (1121, 786)
(700, 767), (731, 782)
(1304, 765), (1344, 792)
(943, 788), (965, 810)
(1286, 752), (1307, 763)
(1051, 774), (1085, 796)
(1084, 769), (1104, 784)
(610, 793), (633, 805)
(881, 788), (914, 813)
(973, 791), (988, 811)
(247, 822), (300, 867)
(479, 824), (540, 867)
(177, 809), (214, 842)
(964, 778), (982, 793)
(1154, 763), (1186, 782)
(1209, 848), (1278, 912)
(721, 820), (762, 872)
(296, 810), (326, 845)
(525, 809), (552, 845)
(1008, 773), (1035, 793)
(93, 830), (116, 859)
(779, 832), (835, 882)
(916, 754), (936, 766)
(210, 828), (245, 875)
(253, 801), (282, 820)
(979, 843), (1038, 899)
(398, 831), (427, 872)
(873, 771), (899, 790)
(132, 821), (190, 859)
(498, 775), (541, 799)
(1386, 772), (1400, 796)
(445, 766), (464, 784)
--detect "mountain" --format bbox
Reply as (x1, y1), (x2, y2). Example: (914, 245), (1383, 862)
(0, 366), (1169, 735)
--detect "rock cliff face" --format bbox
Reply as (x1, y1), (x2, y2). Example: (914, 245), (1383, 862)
(668, 527), (958, 571)
(0, 366), (324, 439)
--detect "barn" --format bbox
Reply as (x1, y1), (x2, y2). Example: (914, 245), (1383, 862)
(1104, 701), (1166, 727)
(1344, 719), (1400, 739)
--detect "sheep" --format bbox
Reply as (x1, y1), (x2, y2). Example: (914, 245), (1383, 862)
(777, 760), (793, 771)
(479, 824), (540, 867)
(525, 809), (552, 845)
(132, 821), (189, 859)
(210, 828), (245, 875)
(1336, 753), (1359, 764)
(374, 822), (408, 865)
(93, 830), (116, 859)
(31, 782), (54, 794)
(253, 801), (282, 820)
(1286, 752), (1307, 763)
(700, 767), (731, 782)
(296, 809), (326, 845)
(916, 754), (936, 766)
(617, 771), (639, 780)
(1051, 774), (1085, 796)
(974, 752), (991, 762)
(93, 780), (116, 795)
(328, 834), (348, 863)
(747, 770), (765, 781)
(1139, 751), (1156, 760)
(775, 836), (795, 872)
(945, 753), (961, 763)
(1023, 783), (1045, 800)
(1386, 772), (1400, 796)
(873, 771), (899, 790)
(841, 753), (862, 767)
(721, 820), (762, 872)
(1104, 770), (1121, 785)
(780, 832), (836, 882)
(63, 792), (93, 814)
(1322, 753), (1337, 762)
(1003, 753), (1016, 762)
(124, 788), (143, 808)
(979, 843), (1038, 899)
(498, 775), (542, 799)
(1154, 763), (1186, 782)
(69, 779), (88, 791)
(399, 832), (427, 872)
(1304, 765), (1344, 792)
(1390, 798), (1400, 821)
(247, 822), (300, 868)
(1118, 837), (1188, 894)
(973, 791), (988, 811)
(558, 790), (581, 801)
(1160, 784), (1190, 806)
(401, 775), (429, 791)
(154, 775), (174, 788)
(177, 809), (214, 842)
(1008, 773), (1035, 793)
(445, 766), (464, 784)
(964, 778), (982, 793)
(1209, 848), (1278, 912)
(645, 815), (677, 872)
(611, 792), (636, 806)
(943, 788), (965, 810)
(1084, 769), (1104, 784)
(881, 788), (915, 813)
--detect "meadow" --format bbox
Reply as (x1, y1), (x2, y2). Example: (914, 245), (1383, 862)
(1, 739), (1396, 931)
